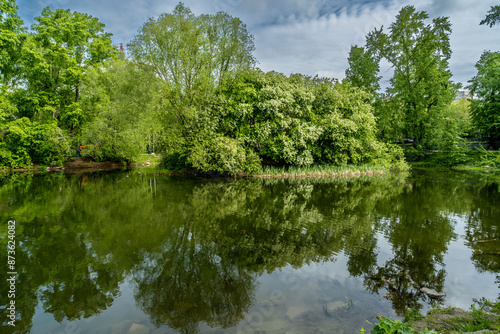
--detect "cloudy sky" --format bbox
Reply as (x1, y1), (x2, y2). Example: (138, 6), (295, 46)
(17, 0), (500, 89)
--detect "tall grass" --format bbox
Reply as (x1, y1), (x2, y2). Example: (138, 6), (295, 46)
(255, 164), (389, 178)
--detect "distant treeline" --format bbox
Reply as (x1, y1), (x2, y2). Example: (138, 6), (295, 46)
(1, 1), (499, 173)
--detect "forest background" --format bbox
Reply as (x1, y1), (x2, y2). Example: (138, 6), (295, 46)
(1, 0), (499, 174)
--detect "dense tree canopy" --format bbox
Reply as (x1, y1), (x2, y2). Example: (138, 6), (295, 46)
(16, 7), (118, 125)
(79, 58), (161, 162)
(367, 6), (458, 147)
(0, 3), (122, 167)
(0, 0), (25, 86)
(469, 51), (500, 148)
(0, 1), (496, 171)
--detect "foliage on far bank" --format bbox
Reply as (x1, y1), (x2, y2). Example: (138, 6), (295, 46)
(3, 1), (500, 173)
(0, 1), (120, 167)
(405, 146), (500, 170)
(158, 71), (408, 175)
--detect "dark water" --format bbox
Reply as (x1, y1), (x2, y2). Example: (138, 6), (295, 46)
(0, 169), (498, 334)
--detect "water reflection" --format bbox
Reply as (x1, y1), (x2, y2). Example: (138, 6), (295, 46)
(0, 170), (498, 333)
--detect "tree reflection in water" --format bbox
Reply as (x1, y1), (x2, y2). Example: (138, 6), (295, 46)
(0, 170), (498, 333)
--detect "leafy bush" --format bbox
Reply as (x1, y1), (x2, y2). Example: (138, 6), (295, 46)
(371, 318), (414, 334)
(0, 145), (15, 168)
(0, 118), (69, 167)
(215, 71), (408, 171)
(187, 136), (261, 175)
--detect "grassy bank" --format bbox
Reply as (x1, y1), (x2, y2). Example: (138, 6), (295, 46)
(254, 164), (391, 178)
(130, 163), (407, 178)
(364, 299), (500, 333)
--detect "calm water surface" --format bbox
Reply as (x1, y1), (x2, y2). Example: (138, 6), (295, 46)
(0, 169), (499, 334)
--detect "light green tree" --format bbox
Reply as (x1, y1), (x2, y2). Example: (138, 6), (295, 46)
(131, 2), (257, 173)
(130, 2), (255, 113)
(79, 58), (162, 162)
(0, 0), (25, 86)
(14, 7), (118, 127)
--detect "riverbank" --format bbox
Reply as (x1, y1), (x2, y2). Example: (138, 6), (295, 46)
(368, 300), (500, 333)
(0, 154), (160, 174)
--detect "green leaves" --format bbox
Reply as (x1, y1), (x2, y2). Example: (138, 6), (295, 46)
(469, 51), (500, 148)
(365, 6), (457, 146)
(344, 46), (381, 96)
(0, 0), (26, 86)
(371, 318), (414, 334)
(79, 58), (162, 162)
(1, 118), (70, 167)
(480, 5), (500, 27)
(187, 136), (261, 175)
(216, 70), (406, 170)
(20, 7), (118, 125)
(130, 2), (255, 103)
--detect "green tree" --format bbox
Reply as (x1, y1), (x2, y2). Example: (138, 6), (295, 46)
(468, 51), (500, 148)
(427, 98), (473, 149)
(344, 45), (381, 96)
(15, 7), (117, 127)
(366, 6), (458, 147)
(0, 0), (25, 86)
(311, 78), (404, 167)
(1, 118), (69, 167)
(480, 5), (500, 27)
(131, 3), (256, 171)
(79, 58), (162, 162)
(130, 2), (255, 116)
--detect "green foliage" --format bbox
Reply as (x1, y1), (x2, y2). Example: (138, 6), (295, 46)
(475, 146), (500, 167)
(480, 5), (500, 27)
(344, 45), (381, 96)
(214, 70), (407, 171)
(133, 2), (260, 173)
(427, 99), (474, 148)
(313, 81), (402, 167)
(226, 71), (320, 166)
(79, 58), (161, 162)
(366, 6), (458, 146)
(187, 136), (261, 175)
(14, 7), (118, 126)
(130, 2), (255, 118)
(454, 305), (492, 332)
(371, 318), (414, 334)
(469, 51), (500, 148)
(0, 0), (26, 86)
(404, 308), (423, 323)
(0, 118), (69, 167)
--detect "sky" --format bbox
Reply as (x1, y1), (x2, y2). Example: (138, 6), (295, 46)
(17, 0), (500, 89)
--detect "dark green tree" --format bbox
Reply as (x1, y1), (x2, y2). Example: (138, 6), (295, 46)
(469, 51), (500, 149)
(366, 6), (458, 147)
(344, 45), (381, 96)
(480, 5), (500, 27)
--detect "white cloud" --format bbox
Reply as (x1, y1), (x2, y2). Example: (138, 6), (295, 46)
(16, 0), (500, 85)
